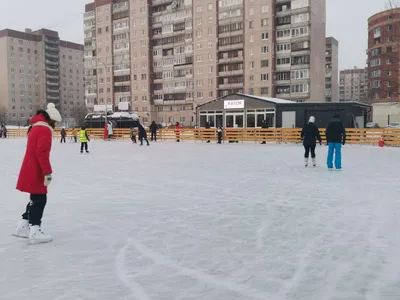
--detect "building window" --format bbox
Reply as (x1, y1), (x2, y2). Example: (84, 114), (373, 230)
(261, 5), (269, 13)
(196, 5), (202, 13)
(261, 18), (269, 27)
(261, 74), (269, 81)
(261, 32), (268, 40)
(261, 60), (269, 67)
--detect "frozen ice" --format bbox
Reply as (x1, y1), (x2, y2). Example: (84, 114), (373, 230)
(1, 139), (400, 300)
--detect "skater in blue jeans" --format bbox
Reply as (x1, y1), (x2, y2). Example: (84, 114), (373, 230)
(325, 113), (346, 170)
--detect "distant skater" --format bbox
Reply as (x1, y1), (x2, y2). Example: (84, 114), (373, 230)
(217, 126), (223, 144)
(138, 123), (150, 146)
(60, 128), (66, 143)
(130, 127), (137, 144)
(175, 122), (180, 142)
(326, 113), (346, 170)
(80, 126), (90, 153)
(150, 121), (158, 141)
(14, 103), (61, 244)
(301, 116), (322, 167)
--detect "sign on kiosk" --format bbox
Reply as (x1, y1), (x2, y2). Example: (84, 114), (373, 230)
(224, 100), (244, 109)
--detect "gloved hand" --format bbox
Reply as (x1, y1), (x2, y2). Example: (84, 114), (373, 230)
(342, 140), (345, 146)
(320, 141), (322, 146)
(44, 174), (52, 186)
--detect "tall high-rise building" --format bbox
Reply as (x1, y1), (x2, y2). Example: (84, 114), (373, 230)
(0, 28), (84, 126)
(84, 0), (326, 126)
(368, 8), (400, 103)
(325, 37), (338, 102)
(339, 67), (368, 102)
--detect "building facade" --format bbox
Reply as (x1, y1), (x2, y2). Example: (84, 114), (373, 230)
(368, 8), (400, 103)
(325, 37), (338, 102)
(0, 28), (84, 126)
(84, 0), (326, 126)
(339, 67), (368, 102)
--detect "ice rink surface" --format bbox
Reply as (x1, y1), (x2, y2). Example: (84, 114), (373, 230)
(1, 139), (400, 300)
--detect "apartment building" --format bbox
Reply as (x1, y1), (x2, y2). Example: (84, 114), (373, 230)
(368, 8), (400, 103)
(339, 67), (368, 102)
(325, 37), (338, 102)
(0, 28), (84, 126)
(84, 0), (326, 126)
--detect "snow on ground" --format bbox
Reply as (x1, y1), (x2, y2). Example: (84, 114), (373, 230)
(0, 139), (400, 300)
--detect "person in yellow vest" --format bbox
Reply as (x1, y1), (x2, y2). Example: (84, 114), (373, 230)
(79, 126), (90, 154)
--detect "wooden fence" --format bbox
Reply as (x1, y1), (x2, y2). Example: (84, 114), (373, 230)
(4, 127), (400, 146)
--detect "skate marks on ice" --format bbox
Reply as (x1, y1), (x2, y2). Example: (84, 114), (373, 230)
(65, 207), (269, 300)
(115, 242), (152, 300)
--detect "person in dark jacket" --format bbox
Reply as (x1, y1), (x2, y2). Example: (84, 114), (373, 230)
(2, 126), (7, 138)
(217, 126), (223, 144)
(138, 123), (150, 146)
(205, 121), (211, 143)
(325, 113), (346, 170)
(149, 121), (158, 142)
(301, 116), (322, 167)
(60, 128), (66, 143)
(261, 119), (269, 144)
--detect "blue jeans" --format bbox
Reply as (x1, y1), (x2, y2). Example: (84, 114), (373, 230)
(327, 143), (342, 169)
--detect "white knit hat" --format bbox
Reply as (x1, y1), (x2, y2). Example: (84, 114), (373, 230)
(46, 103), (62, 123)
(309, 116), (315, 123)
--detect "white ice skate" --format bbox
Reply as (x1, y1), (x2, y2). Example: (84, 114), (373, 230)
(12, 219), (29, 238)
(312, 158), (316, 167)
(304, 158), (308, 167)
(29, 225), (52, 244)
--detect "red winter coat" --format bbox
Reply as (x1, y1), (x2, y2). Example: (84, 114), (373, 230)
(16, 114), (53, 194)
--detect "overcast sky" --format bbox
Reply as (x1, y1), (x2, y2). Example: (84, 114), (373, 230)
(0, 0), (395, 70)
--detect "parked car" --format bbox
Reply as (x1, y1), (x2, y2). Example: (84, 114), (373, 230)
(366, 122), (380, 128)
(386, 122), (400, 128)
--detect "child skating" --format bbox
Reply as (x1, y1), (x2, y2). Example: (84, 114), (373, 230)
(14, 103), (62, 244)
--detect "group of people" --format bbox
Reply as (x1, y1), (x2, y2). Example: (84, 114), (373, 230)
(130, 121), (182, 144)
(301, 112), (346, 170)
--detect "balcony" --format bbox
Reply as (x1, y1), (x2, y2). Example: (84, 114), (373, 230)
(113, 2), (129, 12)
(45, 66), (59, 72)
(218, 43), (244, 52)
(152, 0), (173, 5)
(46, 81), (59, 86)
(47, 88), (59, 94)
(46, 74), (59, 80)
(114, 80), (130, 87)
(218, 30), (244, 38)
(84, 11), (95, 20)
(276, 79), (291, 85)
(45, 45), (58, 52)
(45, 38), (59, 46)
(45, 52), (59, 59)
(85, 92), (97, 97)
(46, 95), (60, 101)
(113, 68), (130, 75)
(218, 69), (243, 77)
(153, 99), (164, 105)
(219, 56), (243, 63)
(45, 60), (58, 66)
(219, 83), (243, 89)
(276, 9), (291, 17)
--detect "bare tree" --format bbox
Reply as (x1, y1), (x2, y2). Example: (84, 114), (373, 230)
(70, 105), (88, 127)
(368, 0), (400, 102)
(0, 106), (8, 125)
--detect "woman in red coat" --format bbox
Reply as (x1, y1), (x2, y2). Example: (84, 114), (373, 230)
(14, 103), (61, 244)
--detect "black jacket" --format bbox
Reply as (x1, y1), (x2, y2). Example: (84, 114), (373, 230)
(138, 124), (147, 138)
(301, 122), (321, 145)
(61, 129), (66, 137)
(326, 117), (346, 144)
(149, 123), (158, 132)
